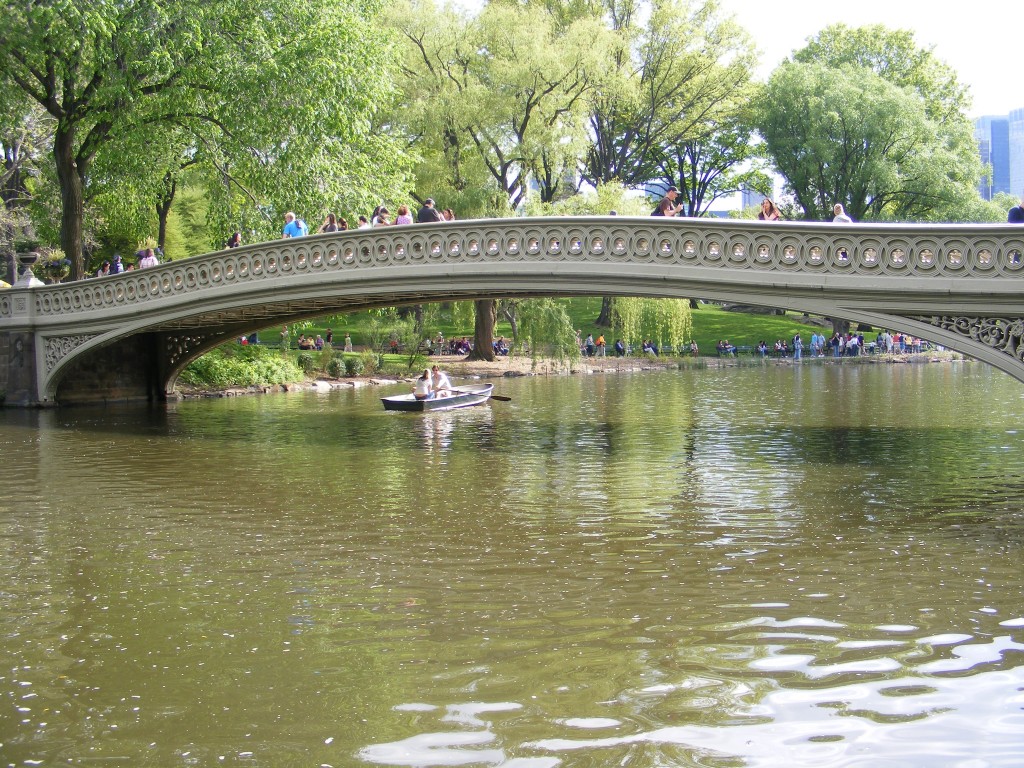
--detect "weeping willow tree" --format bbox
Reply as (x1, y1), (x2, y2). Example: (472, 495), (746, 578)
(515, 298), (580, 364)
(612, 297), (692, 353)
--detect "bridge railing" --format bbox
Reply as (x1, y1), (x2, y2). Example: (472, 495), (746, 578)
(3, 217), (1024, 325)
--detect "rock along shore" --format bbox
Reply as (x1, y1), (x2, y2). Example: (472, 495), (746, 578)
(174, 351), (963, 400)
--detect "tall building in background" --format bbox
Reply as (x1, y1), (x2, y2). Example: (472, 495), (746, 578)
(975, 115), (1011, 200)
(1010, 108), (1024, 199)
(741, 187), (766, 210)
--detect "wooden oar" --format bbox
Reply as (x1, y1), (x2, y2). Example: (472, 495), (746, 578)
(450, 387), (512, 402)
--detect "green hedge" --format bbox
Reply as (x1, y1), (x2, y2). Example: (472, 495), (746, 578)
(179, 344), (304, 388)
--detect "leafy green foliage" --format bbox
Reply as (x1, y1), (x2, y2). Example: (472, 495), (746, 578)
(758, 25), (983, 222)
(344, 356), (364, 377)
(326, 358), (346, 378)
(613, 297), (692, 351)
(390, 0), (610, 208)
(516, 299), (579, 362)
(584, 0), (757, 201)
(524, 182), (649, 217)
(792, 24), (971, 123)
(296, 352), (316, 374)
(0, 0), (412, 278)
(757, 61), (981, 222)
(179, 344), (303, 387)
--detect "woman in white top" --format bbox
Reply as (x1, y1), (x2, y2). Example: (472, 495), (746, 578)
(413, 369), (432, 400)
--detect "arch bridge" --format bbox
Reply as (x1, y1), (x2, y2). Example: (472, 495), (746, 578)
(2, 216), (1024, 406)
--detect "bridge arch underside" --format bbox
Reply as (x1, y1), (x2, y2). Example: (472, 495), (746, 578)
(42, 263), (1024, 405)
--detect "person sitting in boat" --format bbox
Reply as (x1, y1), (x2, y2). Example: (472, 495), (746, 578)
(413, 369), (432, 400)
(430, 365), (452, 397)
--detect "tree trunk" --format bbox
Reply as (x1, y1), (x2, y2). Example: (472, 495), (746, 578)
(466, 299), (496, 361)
(829, 317), (850, 336)
(500, 302), (518, 340)
(54, 128), (85, 281)
(595, 296), (614, 326)
(156, 172), (176, 252)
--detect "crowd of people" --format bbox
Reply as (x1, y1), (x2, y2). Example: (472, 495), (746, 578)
(93, 247), (163, 276)
(651, 188), (859, 224)
(279, 198), (455, 241)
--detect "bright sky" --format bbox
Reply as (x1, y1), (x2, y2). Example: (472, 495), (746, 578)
(715, 0), (1017, 118)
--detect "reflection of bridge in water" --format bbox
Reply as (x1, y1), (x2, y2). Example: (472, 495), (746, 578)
(2, 216), (1024, 406)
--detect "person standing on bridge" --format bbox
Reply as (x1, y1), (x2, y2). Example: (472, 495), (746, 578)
(319, 213), (340, 233)
(417, 198), (443, 223)
(758, 198), (782, 221)
(282, 212), (308, 238)
(652, 186), (683, 217)
(394, 205), (414, 225)
(832, 203), (853, 223)
(1008, 194), (1024, 223)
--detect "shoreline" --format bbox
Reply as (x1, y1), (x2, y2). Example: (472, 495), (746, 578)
(174, 350), (964, 399)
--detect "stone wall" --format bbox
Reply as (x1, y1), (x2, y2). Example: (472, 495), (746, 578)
(0, 331), (37, 407)
(0, 333), (8, 404)
(54, 333), (163, 406)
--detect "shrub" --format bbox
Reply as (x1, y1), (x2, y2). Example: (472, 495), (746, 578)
(343, 355), (364, 377)
(296, 352), (316, 374)
(326, 357), (346, 378)
(179, 344), (303, 387)
(359, 350), (379, 376)
(319, 345), (334, 370)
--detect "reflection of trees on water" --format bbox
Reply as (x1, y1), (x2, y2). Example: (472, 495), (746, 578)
(4, 369), (1024, 766)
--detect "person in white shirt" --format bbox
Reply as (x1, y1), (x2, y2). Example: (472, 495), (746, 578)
(832, 203), (853, 223)
(430, 365), (452, 397)
(413, 369), (432, 400)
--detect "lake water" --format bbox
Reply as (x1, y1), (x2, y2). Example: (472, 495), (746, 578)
(2, 361), (1023, 767)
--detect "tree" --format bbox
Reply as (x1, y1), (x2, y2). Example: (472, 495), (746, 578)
(392, 0), (608, 209)
(524, 181), (649, 327)
(582, 0), (756, 190)
(391, 0), (611, 360)
(757, 24), (983, 222)
(0, 93), (48, 282)
(612, 297), (692, 353)
(0, 0), (410, 279)
(792, 24), (971, 125)
(654, 110), (770, 217)
(756, 61), (982, 222)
